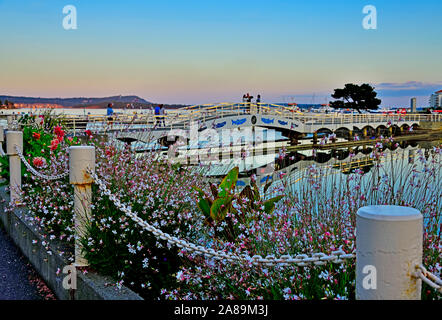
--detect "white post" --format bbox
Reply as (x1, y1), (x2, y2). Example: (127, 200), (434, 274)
(7, 115), (14, 130)
(356, 205), (423, 300)
(6, 131), (23, 203)
(69, 146), (95, 267)
(0, 125), (4, 152)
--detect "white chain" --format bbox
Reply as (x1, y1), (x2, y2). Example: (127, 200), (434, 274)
(90, 169), (355, 267)
(15, 145), (69, 181)
(416, 265), (442, 293)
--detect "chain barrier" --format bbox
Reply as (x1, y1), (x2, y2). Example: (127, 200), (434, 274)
(415, 265), (442, 293)
(90, 168), (355, 268)
(15, 145), (69, 181)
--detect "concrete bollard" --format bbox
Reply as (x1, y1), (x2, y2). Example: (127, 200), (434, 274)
(0, 125), (5, 155)
(6, 131), (23, 203)
(7, 115), (13, 129)
(356, 205), (423, 300)
(69, 146), (95, 267)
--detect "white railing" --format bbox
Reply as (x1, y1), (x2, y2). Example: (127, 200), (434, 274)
(6, 104), (438, 134)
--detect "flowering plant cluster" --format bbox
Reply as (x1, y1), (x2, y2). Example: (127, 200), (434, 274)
(2, 116), (440, 300)
(1, 113), (81, 261)
(80, 137), (206, 298)
(160, 141), (441, 300)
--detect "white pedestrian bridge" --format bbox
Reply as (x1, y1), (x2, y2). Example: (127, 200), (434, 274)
(77, 103), (440, 145)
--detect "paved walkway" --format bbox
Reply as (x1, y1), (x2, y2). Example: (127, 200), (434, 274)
(0, 226), (43, 300)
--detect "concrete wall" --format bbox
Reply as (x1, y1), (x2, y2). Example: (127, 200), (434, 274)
(0, 186), (143, 300)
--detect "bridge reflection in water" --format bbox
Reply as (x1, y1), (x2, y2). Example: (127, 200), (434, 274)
(193, 137), (440, 191)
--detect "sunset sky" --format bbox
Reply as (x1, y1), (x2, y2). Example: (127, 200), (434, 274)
(0, 0), (441, 106)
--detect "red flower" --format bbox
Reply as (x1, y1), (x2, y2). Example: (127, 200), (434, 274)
(50, 139), (59, 151)
(32, 132), (41, 140)
(54, 126), (65, 141)
(32, 157), (46, 168)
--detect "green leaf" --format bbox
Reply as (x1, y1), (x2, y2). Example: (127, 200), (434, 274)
(192, 186), (206, 198)
(263, 178), (273, 195)
(218, 167), (239, 198)
(263, 195), (284, 214)
(209, 183), (218, 198)
(210, 196), (233, 222)
(251, 181), (260, 202)
(239, 185), (254, 201)
(197, 198), (211, 218)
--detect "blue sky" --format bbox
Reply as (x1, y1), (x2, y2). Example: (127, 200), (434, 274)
(0, 0), (441, 106)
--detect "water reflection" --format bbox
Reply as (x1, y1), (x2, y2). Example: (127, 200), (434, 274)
(198, 138), (441, 189)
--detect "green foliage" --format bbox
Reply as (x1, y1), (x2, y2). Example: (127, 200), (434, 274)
(0, 153), (8, 186)
(330, 83), (381, 113)
(194, 167), (284, 242)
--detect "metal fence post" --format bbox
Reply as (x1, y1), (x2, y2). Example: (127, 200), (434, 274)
(6, 131), (23, 203)
(356, 205), (423, 300)
(69, 146), (95, 267)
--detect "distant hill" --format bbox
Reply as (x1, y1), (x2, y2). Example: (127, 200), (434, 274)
(0, 95), (152, 107)
(0, 95), (189, 109)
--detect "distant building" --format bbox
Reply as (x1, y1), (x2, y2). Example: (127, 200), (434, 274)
(429, 90), (442, 109)
(410, 98), (417, 113)
(7, 103), (63, 109)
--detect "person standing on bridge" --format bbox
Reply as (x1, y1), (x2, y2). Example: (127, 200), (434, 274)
(159, 104), (166, 127)
(107, 103), (114, 127)
(107, 103), (114, 120)
(246, 93), (253, 114)
(242, 94), (247, 113)
(154, 104), (161, 127)
(256, 95), (261, 113)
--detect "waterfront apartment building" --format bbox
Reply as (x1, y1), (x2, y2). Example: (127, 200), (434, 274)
(430, 90), (442, 109)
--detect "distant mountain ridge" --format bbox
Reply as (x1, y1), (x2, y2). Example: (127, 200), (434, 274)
(0, 95), (151, 107)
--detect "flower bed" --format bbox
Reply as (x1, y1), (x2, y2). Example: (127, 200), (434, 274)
(2, 117), (440, 300)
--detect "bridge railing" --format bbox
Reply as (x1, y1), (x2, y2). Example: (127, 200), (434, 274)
(6, 104), (440, 133)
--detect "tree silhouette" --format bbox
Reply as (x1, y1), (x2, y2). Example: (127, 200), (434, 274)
(330, 83), (381, 113)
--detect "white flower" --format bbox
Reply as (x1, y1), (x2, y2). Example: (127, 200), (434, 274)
(142, 258), (149, 268)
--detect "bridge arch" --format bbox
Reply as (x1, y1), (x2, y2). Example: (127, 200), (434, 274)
(334, 127), (351, 139)
(376, 125), (389, 136)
